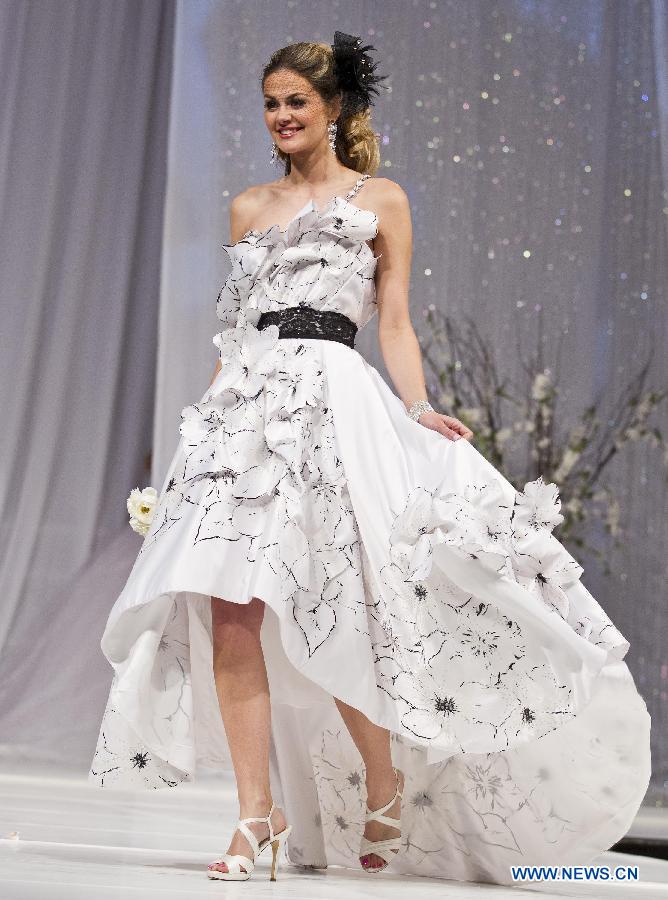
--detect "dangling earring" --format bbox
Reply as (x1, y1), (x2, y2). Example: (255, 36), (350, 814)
(328, 121), (337, 153)
(270, 141), (279, 165)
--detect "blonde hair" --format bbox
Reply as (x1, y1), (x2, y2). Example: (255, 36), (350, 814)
(261, 41), (381, 175)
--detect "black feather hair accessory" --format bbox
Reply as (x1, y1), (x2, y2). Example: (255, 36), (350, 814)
(331, 30), (388, 118)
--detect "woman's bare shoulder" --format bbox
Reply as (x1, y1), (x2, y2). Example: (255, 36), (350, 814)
(229, 180), (281, 216)
(368, 176), (409, 209)
(228, 180), (282, 240)
(365, 178), (411, 241)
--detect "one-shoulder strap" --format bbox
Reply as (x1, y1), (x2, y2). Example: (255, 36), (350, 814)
(345, 173), (371, 200)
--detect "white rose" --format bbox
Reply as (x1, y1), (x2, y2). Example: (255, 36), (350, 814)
(127, 486), (158, 536)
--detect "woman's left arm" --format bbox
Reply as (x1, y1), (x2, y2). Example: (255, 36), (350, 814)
(373, 180), (473, 442)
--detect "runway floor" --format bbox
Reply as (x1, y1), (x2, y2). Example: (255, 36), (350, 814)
(2, 763), (667, 899)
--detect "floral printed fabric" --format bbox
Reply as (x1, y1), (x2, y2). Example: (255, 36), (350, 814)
(309, 657), (650, 884)
(369, 473), (625, 750)
(89, 193), (651, 884)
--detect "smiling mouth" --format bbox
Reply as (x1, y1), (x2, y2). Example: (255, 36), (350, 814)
(277, 127), (303, 138)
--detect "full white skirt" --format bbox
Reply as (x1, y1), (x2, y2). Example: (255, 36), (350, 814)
(89, 332), (651, 885)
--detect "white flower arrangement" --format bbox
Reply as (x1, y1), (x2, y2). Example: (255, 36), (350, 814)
(126, 486), (158, 536)
(419, 309), (668, 573)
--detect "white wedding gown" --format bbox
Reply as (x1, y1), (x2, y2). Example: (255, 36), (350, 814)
(89, 173), (651, 885)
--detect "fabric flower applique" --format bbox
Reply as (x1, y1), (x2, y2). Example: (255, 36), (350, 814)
(511, 475), (565, 537)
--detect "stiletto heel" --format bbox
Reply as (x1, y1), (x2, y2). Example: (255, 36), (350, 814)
(359, 767), (404, 873)
(207, 802), (292, 881)
(270, 827), (290, 881)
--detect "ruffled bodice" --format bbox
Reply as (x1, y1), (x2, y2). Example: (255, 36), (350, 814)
(216, 194), (381, 334)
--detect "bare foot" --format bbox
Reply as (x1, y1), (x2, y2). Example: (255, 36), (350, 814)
(360, 768), (404, 872)
(208, 805), (288, 876)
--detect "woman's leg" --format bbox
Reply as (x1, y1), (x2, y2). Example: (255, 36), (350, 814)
(209, 595), (287, 874)
(334, 697), (405, 870)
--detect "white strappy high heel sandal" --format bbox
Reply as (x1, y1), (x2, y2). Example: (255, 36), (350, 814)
(359, 767), (404, 873)
(207, 802), (292, 881)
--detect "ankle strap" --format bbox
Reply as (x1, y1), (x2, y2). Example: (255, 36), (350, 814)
(366, 769), (403, 820)
(239, 802), (277, 840)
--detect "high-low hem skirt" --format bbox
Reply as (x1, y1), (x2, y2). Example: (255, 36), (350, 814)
(89, 329), (651, 886)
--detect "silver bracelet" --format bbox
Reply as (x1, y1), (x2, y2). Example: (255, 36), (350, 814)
(407, 399), (434, 421)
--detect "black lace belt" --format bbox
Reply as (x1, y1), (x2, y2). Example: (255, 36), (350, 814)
(256, 305), (357, 349)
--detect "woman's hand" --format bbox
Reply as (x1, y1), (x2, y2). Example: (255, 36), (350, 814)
(418, 410), (474, 442)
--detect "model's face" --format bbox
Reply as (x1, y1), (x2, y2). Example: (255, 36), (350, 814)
(263, 69), (339, 154)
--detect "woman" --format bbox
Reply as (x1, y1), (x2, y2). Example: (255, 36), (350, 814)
(90, 32), (651, 885)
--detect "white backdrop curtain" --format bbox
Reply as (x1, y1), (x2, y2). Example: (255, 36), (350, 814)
(0, 0), (665, 815)
(0, 0), (175, 765)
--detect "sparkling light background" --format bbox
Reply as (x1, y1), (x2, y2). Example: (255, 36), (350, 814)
(157, 0), (667, 805)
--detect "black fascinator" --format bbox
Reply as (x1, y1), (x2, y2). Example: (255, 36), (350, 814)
(331, 30), (388, 118)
